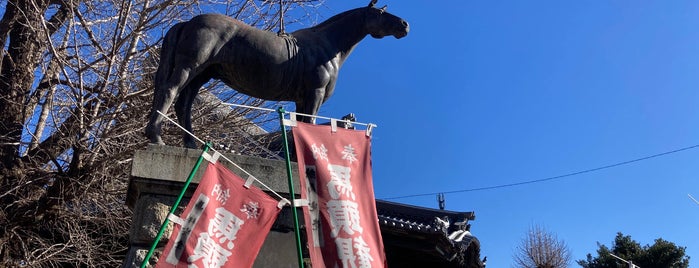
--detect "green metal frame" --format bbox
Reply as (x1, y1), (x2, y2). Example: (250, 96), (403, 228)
(139, 108), (307, 268)
(140, 143), (211, 268)
(278, 107), (306, 268)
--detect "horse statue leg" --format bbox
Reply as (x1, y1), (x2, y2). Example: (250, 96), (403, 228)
(145, 66), (195, 146)
(174, 74), (210, 149)
(146, 23), (187, 146)
(296, 87), (327, 123)
(145, 85), (177, 145)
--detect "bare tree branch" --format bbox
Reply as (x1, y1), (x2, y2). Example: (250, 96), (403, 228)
(1, 0), (324, 266)
(513, 224), (572, 268)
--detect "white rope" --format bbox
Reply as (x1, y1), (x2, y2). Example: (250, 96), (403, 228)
(222, 102), (378, 128)
(221, 102), (277, 112)
(156, 111), (288, 202)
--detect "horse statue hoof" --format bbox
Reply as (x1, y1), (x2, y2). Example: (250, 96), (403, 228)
(184, 142), (198, 149)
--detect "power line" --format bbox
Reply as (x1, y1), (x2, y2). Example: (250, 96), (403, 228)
(381, 144), (699, 200)
(689, 194), (699, 206)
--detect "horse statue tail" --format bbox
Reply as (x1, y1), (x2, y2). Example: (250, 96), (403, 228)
(155, 22), (186, 87)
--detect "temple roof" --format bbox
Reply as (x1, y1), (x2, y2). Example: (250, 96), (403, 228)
(376, 200), (485, 268)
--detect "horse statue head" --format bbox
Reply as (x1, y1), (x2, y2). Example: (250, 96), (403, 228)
(365, 0), (409, 39)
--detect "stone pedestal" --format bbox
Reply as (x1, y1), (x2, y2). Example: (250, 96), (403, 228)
(123, 144), (301, 268)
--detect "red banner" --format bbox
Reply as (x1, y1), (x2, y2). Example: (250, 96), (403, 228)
(293, 122), (386, 268)
(157, 162), (281, 268)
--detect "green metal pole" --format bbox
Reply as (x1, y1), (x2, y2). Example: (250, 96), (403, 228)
(140, 143), (211, 268)
(277, 107), (306, 268)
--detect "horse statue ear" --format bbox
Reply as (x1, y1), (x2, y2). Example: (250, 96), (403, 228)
(368, 0), (378, 8)
(380, 5), (387, 13)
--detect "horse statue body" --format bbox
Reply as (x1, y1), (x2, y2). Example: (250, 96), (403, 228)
(145, 0), (409, 148)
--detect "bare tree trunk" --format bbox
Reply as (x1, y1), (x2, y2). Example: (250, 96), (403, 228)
(0, 0), (324, 266)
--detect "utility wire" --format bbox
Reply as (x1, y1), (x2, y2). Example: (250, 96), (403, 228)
(381, 144), (699, 200)
(689, 194), (699, 206)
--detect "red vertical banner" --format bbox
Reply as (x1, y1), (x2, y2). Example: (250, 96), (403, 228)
(293, 122), (386, 268)
(156, 162), (281, 268)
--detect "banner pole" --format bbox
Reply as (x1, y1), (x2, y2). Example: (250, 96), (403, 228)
(277, 107), (306, 268)
(140, 143), (212, 268)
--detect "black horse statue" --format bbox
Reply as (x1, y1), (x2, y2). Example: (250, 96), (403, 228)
(145, 0), (409, 148)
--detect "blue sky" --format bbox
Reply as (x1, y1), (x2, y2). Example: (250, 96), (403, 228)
(307, 1), (699, 267)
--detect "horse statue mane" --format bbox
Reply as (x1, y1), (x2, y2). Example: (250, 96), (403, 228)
(145, 0), (409, 148)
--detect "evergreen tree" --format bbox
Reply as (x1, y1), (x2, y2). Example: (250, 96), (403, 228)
(577, 232), (689, 268)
